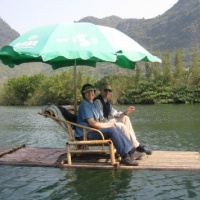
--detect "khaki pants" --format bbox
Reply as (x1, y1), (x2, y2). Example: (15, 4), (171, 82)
(111, 115), (140, 148)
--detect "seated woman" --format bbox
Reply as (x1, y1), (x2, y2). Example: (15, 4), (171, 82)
(75, 83), (139, 166)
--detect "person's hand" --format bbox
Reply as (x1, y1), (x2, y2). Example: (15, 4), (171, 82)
(109, 118), (117, 123)
(101, 121), (115, 128)
(124, 106), (135, 115)
(108, 122), (115, 127)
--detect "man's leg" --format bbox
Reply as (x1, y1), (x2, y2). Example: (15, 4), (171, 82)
(117, 116), (152, 155)
(117, 116), (137, 140)
(114, 122), (140, 148)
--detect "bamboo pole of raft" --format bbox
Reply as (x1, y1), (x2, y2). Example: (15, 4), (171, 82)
(0, 144), (26, 157)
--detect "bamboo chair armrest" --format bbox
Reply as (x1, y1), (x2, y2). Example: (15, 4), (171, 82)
(38, 112), (105, 140)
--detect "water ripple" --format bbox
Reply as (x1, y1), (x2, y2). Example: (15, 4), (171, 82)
(0, 105), (200, 200)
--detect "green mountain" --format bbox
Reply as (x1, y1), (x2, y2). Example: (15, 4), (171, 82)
(0, 17), (19, 47)
(80, 0), (200, 52)
(0, 18), (48, 83)
(1, 0), (200, 83)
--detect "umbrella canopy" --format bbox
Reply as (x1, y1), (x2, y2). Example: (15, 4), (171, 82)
(0, 22), (161, 112)
(0, 22), (161, 69)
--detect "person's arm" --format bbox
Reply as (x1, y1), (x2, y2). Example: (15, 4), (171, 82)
(111, 105), (135, 118)
(87, 118), (114, 129)
(123, 106), (135, 115)
(110, 104), (123, 118)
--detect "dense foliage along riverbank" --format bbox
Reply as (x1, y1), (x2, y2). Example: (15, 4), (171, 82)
(0, 50), (200, 106)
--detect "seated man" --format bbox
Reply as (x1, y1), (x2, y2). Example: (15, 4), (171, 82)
(75, 83), (140, 166)
(94, 83), (152, 155)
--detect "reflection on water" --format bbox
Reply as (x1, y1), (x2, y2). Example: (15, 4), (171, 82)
(0, 167), (199, 200)
(0, 105), (200, 199)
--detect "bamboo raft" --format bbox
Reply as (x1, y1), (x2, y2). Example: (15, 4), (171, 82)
(0, 144), (199, 171)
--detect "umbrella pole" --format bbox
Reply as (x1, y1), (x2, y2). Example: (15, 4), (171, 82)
(74, 60), (77, 114)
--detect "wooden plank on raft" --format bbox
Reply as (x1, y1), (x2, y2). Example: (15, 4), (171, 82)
(62, 151), (200, 171)
(0, 146), (199, 171)
(0, 146), (66, 168)
(0, 144), (26, 157)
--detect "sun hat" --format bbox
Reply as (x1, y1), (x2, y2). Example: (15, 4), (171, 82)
(81, 84), (96, 93)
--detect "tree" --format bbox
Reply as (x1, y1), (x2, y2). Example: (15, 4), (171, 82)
(151, 62), (162, 81)
(135, 64), (142, 85)
(1, 74), (44, 105)
(188, 49), (200, 85)
(174, 49), (185, 79)
(162, 51), (174, 84)
(145, 63), (153, 79)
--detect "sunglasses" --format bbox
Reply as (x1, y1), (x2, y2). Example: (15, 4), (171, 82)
(104, 88), (112, 93)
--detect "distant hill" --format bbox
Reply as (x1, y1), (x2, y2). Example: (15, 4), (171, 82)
(0, 18), (48, 83)
(1, 0), (200, 83)
(79, 15), (124, 28)
(80, 0), (200, 52)
(0, 17), (19, 47)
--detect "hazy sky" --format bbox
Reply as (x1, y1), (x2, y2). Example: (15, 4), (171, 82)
(0, 0), (178, 34)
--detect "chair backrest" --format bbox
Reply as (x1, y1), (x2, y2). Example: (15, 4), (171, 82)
(39, 107), (106, 142)
(57, 106), (77, 123)
(39, 104), (108, 146)
(40, 104), (76, 140)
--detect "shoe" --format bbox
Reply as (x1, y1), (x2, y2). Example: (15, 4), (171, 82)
(121, 154), (139, 166)
(144, 148), (153, 155)
(136, 144), (153, 155)
(130, 151), (144, 160)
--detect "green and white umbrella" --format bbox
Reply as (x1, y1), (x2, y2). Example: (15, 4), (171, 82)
(0, 22), (161, 111)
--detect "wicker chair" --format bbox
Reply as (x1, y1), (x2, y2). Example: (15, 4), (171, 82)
(38, 110), (117, 166)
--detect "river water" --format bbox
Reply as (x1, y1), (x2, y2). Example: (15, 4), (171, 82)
(0, 104), (199, 200)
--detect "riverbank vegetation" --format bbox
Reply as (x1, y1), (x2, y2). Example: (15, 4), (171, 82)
(0, 50), (200, 106)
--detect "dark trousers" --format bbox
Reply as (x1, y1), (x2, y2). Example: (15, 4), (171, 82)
(87, 127), (133, 157)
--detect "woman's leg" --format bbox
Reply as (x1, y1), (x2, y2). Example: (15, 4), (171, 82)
(87, 127), (133, 157)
